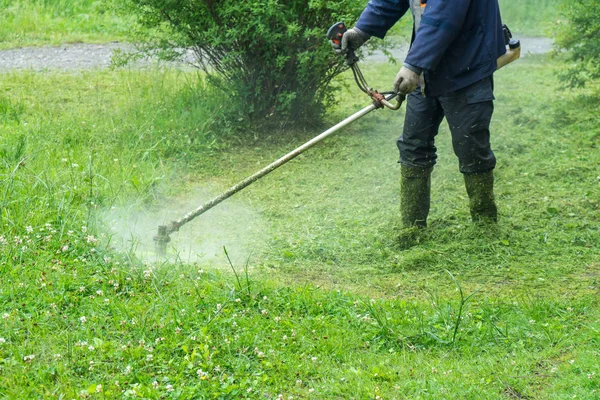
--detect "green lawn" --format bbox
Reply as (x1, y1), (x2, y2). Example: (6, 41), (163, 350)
(0, 0), (135, 48)
(1, 50), (599, 398)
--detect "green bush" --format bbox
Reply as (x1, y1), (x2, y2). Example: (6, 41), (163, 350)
(555, 0), (600, 86)
(124, 0), (367, 128)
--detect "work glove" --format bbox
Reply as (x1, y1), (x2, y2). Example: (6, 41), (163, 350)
(393, 66), (420, 95)
(333, 28), (370, 55)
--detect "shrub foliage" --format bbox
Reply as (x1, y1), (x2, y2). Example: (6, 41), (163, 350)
(555, 0), (600, 86)
(125, 0), (367, 127)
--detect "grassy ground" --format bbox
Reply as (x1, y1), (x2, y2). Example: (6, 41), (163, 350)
(0, 0), (134, 48)
(1, 50), (599, 398)
(499, 0), (561, 36)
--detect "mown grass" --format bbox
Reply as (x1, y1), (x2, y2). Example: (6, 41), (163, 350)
(1, 54), (599, 398)
(0, 0), (135, 48)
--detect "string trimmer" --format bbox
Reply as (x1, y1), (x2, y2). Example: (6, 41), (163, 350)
(153, 22), (405, 256)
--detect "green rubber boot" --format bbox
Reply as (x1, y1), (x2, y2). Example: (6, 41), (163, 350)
(464, 170), (498, 222)
(400, 165), (432, 228)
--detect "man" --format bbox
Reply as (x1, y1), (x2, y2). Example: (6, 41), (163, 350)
(337, 0), (520, 227)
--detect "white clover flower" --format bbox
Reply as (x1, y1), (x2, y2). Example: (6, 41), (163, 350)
(26, 226), (33, 233)
(166, 384), (174, 392)
(152, 381), (159, 389)
(80, 316), (87, 324)
(23, 354), (35, 363)
(0, 338), (6, 344)
(2, 313), (10, 320)
(96, 385), (103, 393)
(197, 369), (208, 379)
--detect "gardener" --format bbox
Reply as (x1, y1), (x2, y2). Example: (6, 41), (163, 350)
(337, 0), (520, 227)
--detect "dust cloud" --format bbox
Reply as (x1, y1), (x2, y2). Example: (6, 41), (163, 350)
(102, 187), (267, 267)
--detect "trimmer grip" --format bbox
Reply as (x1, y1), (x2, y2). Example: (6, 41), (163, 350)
(327, 21), (359, 65)
(327, 22), (347, 47)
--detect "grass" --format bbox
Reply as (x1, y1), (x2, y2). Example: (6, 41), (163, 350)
(0, 0), (135, 48)
(1, 50), (600, 399)
(499, 0), (561, 36)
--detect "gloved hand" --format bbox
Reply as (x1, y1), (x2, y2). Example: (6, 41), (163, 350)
(393, 66), (420, 95)
(333, 28), (370, 55)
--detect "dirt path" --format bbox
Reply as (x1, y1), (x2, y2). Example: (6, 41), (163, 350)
(0, 37), (553, 71)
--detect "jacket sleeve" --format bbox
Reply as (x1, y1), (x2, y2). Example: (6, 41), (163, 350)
(354, 0), (411, 39)
(404, 0), (470, 71)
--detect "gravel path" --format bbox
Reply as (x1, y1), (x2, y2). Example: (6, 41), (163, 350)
(0, 37), (553, 71)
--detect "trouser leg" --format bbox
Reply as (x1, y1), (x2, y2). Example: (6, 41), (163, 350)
(439, 77), (497, 174)
(397, 89), (444, 227)
(397, 88), (445, 170)
(439, 77), (498, 221)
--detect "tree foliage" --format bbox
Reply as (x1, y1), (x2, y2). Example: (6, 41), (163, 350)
(125, 0), (370, 128)
(555, 0), (600, 86)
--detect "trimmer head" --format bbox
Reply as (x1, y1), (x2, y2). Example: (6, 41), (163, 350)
(154, 225), (171, 257)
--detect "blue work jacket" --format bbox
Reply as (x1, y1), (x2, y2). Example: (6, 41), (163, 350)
(355, 0), (507, 97)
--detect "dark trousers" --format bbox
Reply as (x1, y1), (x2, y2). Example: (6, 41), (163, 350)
(397, 76), (497, 174)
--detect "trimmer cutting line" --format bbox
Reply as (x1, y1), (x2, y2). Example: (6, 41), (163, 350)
(153, 22), (405, 256)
